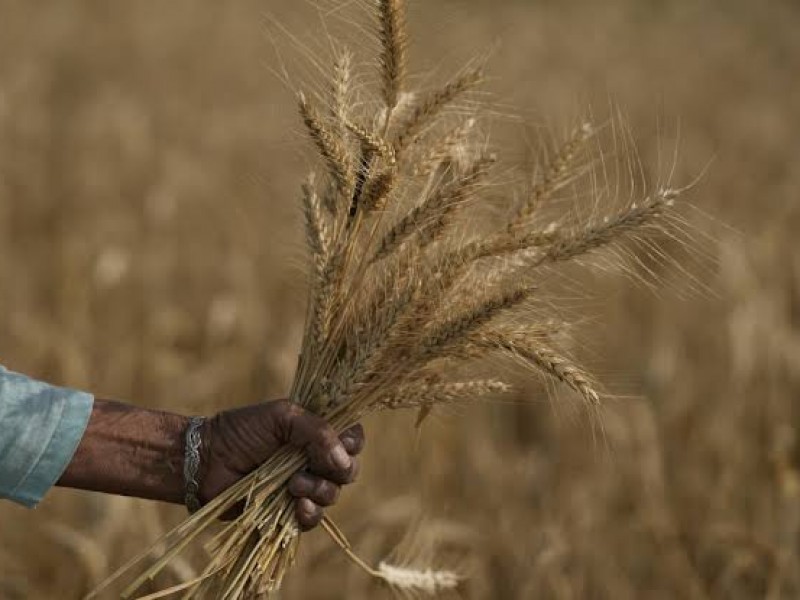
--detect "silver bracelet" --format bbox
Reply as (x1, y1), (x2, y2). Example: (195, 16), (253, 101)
(183, 416), (206, 514)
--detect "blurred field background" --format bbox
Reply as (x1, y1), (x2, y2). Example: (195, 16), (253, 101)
(0, 0), (798, 598)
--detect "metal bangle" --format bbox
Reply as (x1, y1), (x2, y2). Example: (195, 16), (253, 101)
(183, 416), (206, 514)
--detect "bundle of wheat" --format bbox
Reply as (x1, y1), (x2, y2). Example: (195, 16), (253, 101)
(91, 0), (703, 597)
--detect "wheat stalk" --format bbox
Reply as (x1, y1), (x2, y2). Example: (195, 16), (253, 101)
(91, 1), (705, 597)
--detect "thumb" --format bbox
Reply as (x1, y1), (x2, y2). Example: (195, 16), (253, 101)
(273, 401), (352, 480)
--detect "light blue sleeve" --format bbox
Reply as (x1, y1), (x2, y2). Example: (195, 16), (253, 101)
(0, 365), (94, 507)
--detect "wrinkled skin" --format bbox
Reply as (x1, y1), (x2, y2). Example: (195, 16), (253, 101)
(199, 399), (364, 530)
(59, 397), (363, 532)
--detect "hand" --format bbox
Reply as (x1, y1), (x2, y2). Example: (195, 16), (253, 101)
(199, 399), (364, 530)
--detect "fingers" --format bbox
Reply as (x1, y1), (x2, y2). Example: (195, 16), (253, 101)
(202, 399), (364, 525)
(287, 420), (365, 532)
(288, 472), (340, 505)
(340, 423), (365, 456)
(295, 498), (324, 531)
(289, 471), (352, 531)
(276, 402), (361, 485)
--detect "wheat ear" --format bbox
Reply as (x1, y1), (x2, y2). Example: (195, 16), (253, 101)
(479, 332), (600, 405)
(381, 379), (512, 410)
(331, 51), (352, 129)
(359, 167), (397, 214)
(424, 187), (680, 308)
(508, 122), (594, 231)
(411, 116), (477, 176)
(301, 177), (330, 273)
(320, 517), (461, 597)
(299, 92), (354, 199)
(371, 154), (493, 263)
(301, 178), (331, 363)
(344, 120), (397, 164)
(395, 69), (483, 152)
(309, 241), (345, 353)
(540, 188), (678, 265)
(377, 0), (407, 116)
(419, 286), (534, 356)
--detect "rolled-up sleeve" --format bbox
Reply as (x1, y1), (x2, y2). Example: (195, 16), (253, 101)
(0, 365), (94, 507)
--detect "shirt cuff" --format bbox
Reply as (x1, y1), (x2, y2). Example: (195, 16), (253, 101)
(0, 366), (94, 507)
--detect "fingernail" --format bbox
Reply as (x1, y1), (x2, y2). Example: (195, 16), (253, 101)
(331, 445), (352, 470)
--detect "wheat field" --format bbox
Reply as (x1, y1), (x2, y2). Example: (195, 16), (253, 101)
(0, 0), (799, 598)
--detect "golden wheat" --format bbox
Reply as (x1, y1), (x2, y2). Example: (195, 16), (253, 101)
(371, 154), (494, 263)
(298, 92), (354, 201)
(377, 0), (407, 119)
(90, 1), (700, 597)
(508, 122), (595, 232)
(394, 68), (483, 153)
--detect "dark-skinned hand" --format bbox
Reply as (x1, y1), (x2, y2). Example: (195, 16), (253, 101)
(198, 399), (364, 530)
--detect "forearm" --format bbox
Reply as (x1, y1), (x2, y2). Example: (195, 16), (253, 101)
(56, 399), (188, 505)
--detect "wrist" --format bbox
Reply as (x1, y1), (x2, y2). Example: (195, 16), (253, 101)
(58, 399), (190, 505)
(155, 410), (192, 505)
(183, 416), (206, 512)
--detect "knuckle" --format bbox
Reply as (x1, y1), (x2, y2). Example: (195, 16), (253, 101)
(283, 401), (306, 420)
(287, 473), (309, 497)
(317, 480), (340, 505)
(318, 423), (340, 444)
(314, 432), (342, 464)
(301, 414), (334, 443)
(296, 498), (324, 531)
